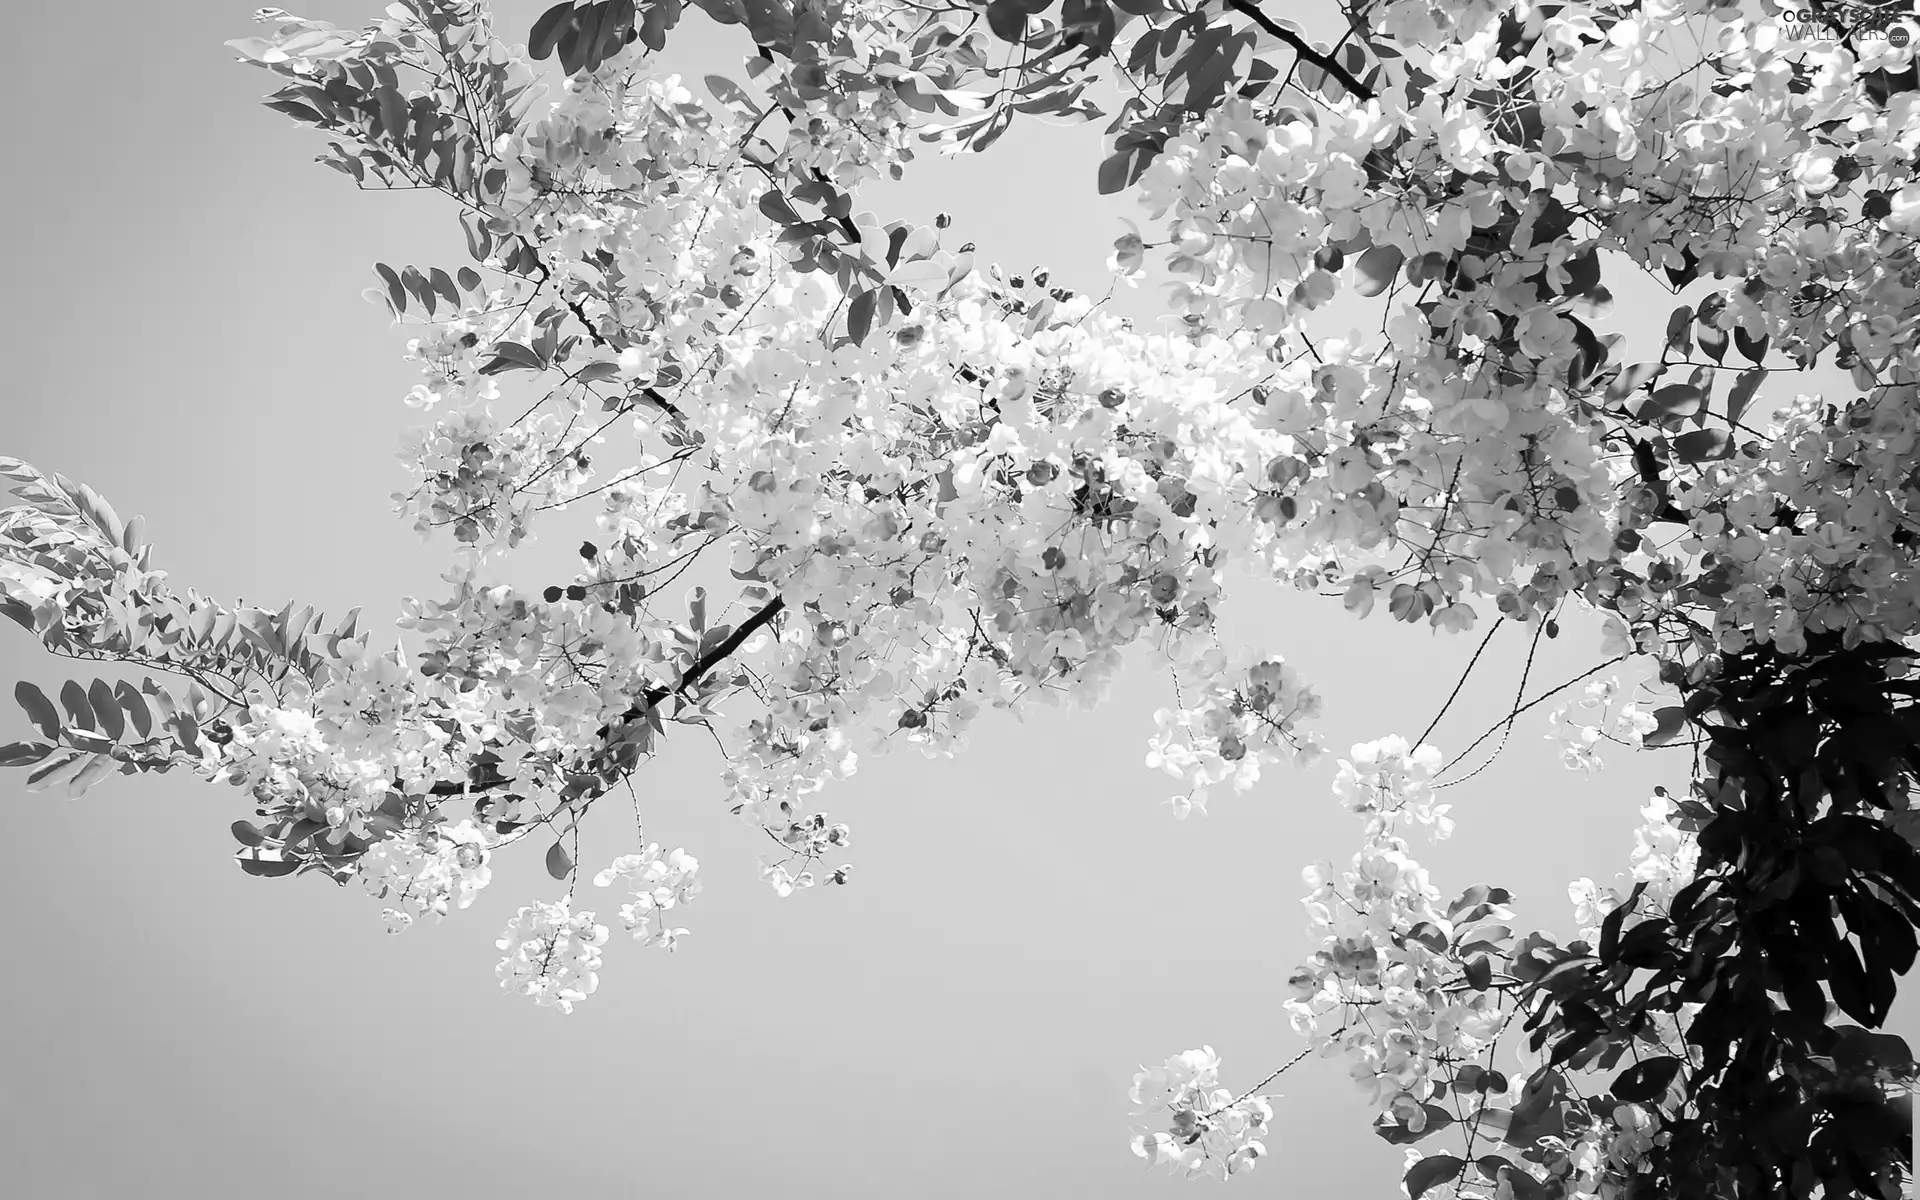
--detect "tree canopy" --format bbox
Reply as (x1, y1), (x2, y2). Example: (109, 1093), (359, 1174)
(4, 0), (1919, 1195)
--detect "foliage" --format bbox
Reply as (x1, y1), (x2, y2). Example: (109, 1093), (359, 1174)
(7, 0), (1920, 1194)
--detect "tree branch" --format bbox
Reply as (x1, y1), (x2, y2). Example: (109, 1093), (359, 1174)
(1222, 0), (1375, 101)
(641, 594), (787, 708)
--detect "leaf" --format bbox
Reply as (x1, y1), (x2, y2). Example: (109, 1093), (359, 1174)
(1373, 1105), (1455, 1144)
(1405, 1154), (1464, 1200)
(402, 266), (436, 317)
(987, 0), (1029, 41)
(231, 820), (267, 848)
(24, 750), (87, 792)
(1643, 705), (1688, 747)
(1635, 384), (1703, 422)
(1098, 148), (1137, 196)
(1726, 368), (1764, 428)
(14, 682), (59, 739)
(528, 1), (579, 60)
(1560, 248), (1601, 298)
(704, 74), (764, 117)
(1664, 304), (1693, 357)
(58, 680), (95, 732)
(429, 267), (460, 308)
(1448, 884), (1512, 922)
(1673, 427), (1732, 464)
(1734, 325), (1768, 364)
(758, 188), (801, 226)
(1354, 244), (1406, 297)
(1609, 1055), (1683, 1102)
(0, 742), (53, 767)
(375, 262), (406, 315)
(87, 680), (123, 742)
(479, 342), (546, 375)
(1463, 954), (1493, 990)
(65, 754), (116, 798)
(457, 266), (482, 292)
(846, 287), (878, 345)
(546, 841), (574, 881)
(237, 852), (301, 878)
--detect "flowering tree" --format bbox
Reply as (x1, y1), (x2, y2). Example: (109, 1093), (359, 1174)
(5, 0), (1919, 1194)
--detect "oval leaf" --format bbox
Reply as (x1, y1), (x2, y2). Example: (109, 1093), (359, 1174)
(1609, 1055), (1683, 1102)
(528, 1), (578, 60)
(88, 679), (124, 742)
(1673, 427), (1732, 465)
(1726, 367), (1764, 428)
(1406, 1154), (1464, 1200)
(546, 841), (574, 881)
(1354, 244), (1405, 297)
(14, 682), (60, 739)
(1635, 384), (1703, 422)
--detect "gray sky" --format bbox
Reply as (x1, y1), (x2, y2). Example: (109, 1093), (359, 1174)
(1, 2), (1911, 1197)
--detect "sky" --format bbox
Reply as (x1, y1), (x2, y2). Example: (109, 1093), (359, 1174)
(0, 2), (1912, 1198)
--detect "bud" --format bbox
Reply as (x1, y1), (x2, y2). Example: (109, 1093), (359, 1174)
(934, 212), (952, 229)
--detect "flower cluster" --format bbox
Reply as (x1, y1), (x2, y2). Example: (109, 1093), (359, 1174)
(594, 845), (701, 950)
(494, 900), (609, 1013)
(1284, 738), (1511, 1124)
(1145, 650), (1324, 817)
(1543, 675), (1663, 774)
(360, 818), (495, 932)
(1128, 1047), (1273, 1180)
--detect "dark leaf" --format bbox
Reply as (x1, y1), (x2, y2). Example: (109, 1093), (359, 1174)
(429, 267), (460, 308)
(759, 188), (801, 226)
(0, 741), (53, 767)
(1354, 244), (1405, 297)
(546, 841), (574, 881)
(1643, 705), (1688, 747)
(1664, 305), (1693, 357)
(1725, 368), (1764, 428)
(1734, 325), (1769, 364)
(87, 680), (123, 742)
(1610, 1055), (1683, 1102)
(231, 820), (266, 848)
(1561, 248), (1601, 297)
(479, 341), (547, 375)
(1405, 1155), (1464, 1200)
(14, 682), (59, 739)
(528, 2), (578, 60)
(1373, 1104), (1455, 1144)
(375, 262), (406, 314)
(1605, 361), (1663, 402)
(113, 680), (152, 739)
(1673, 427), (1732, 464)
(987, 0), (1028, 42)
(1464, 954), (1493, 991)
(58, 680), (95, 731)
(847, 287), (878, 345)
(1635, 384), (1704, 422)
(237, 853), (301, 878)
(1696, 322), (1729, 363)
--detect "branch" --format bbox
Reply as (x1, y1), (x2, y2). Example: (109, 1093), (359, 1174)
(1223, 0), (1375, 101)
(425, 598), (787, 799)
(642, 595), (787, 707)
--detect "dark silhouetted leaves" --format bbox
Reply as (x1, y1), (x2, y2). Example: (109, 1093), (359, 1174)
(1610, 1056), (1683, 1102)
